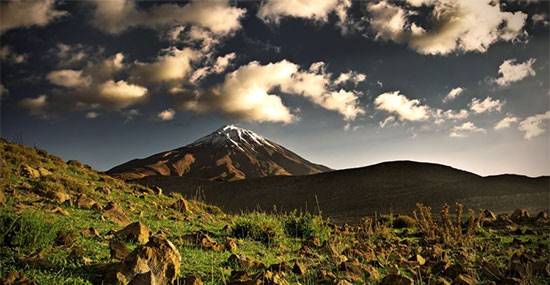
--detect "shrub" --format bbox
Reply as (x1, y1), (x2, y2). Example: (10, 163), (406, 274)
(0, 210), (65, 254)
(232, 214), (284, 246)
(393, 215), (417, 229)
(284, 211), (331, 242)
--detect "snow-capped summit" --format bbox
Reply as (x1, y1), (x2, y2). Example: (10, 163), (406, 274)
(108, 125), (331, 181)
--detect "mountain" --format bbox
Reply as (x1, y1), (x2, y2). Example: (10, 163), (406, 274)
(108, 125), (331, 181)
(134, 160), (550, 223)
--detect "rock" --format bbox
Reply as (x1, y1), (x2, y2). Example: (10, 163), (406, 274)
(317, 269), (337, 283)
(152, 186), (163, 195)
(435, 277), (451, 285)
(172, 198), (191, 213)
(292, 261), (307, 275)
(50, 207), (70, 216)
(127, 271), (156, 285)
(116, 222), (150, 244)
(393, 215), (417, 228)
(110, 240), (130, 260)
(45, 189), (71, 203)
(37, 167), (52, 177)
(225, 237), (238, 252)
(380, 274), (413, 285)
(107, 235), (181, 285)
(96, 186), (111, 195)
(511, 209), (531, 224)
(227, 254), (257, 270)
(335, 280), (353, 285)
(76, 194), (98, 209)
(0, 271), (35, 285)
(55, 231), (77, 247)
(21, 165), (40, 178)
(483, 209), (497, 221)
(178, 276), (204, 285)
(103, 202), (131, 226)
(269, 262), (291, 273)
(81, 227), (101, 238)
(453, 274), (477, 285)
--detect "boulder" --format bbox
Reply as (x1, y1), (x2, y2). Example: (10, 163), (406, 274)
(511, 209), (531, 224)
(76, 194), (98, 209)
(172, 198), (191, 213)
(81, 227), (101, 238)
(20, 165), (40, 178)
(107, 235), (181, 285)
(116, 222), (151, 245)
(380, 274), (413, 285)
(45, 189), (71, 203)
(103, 202), (131, 226)
(110, 240), (130, 260)
(225, 237), (238, 253)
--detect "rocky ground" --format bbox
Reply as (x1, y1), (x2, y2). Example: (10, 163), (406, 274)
(0, 139), (549, 285)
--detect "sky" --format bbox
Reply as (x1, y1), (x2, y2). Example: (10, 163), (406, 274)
(1, 0), (549, 177)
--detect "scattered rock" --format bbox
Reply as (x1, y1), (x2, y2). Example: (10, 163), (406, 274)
(55, 231), (77, 247)
(20, 165), (40, 178)
(81, 227), (101, 238)
(107, 235), (181, 285)
(50, 207), (70, 216)
(0, 271), (35, 285)
(393, 215), (417, 228)
(511, 209), (531, 224)
(178, 276), (204, 285)
(37, 167), (52, 177)
(269, 262), (291, 273)
(227, 254), (257, 270)
(483, 209), (497, 221)
(96, 186), (111, 195)
(39, 188), (71, 203)
(172, 198), (192, 213)
(454, 274), (477, 285)
(116, 221), (151, 244)
(75, 194), (98, 209)
(225, 237), (238, 252)
(103, 202), (131, 226)
(110, 240), (130, 260)
(380, 274), (414, 285)
(127, 271), (155, 285)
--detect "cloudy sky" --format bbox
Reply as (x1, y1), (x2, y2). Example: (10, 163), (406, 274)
(1, 0), (549, 176)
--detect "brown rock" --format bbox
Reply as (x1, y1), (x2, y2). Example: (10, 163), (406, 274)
(76, 194), (98, 209)
(172, 198), (191, 213)
(21, 165), (40, 178)
(483, 209), (497, 221)
(179, 276), (204, 285)
(44, 189), (71, 203)
(511, 209), (531, 224)
(110, 240), (130, 260)
(227, 254), (257, 270)
(335, 280), (353, 285)
(103, 202), (131, 226)
(453, 274), (476, 285)
(0, 271), (35, 285)
(116, 221), (150, 244)
(50, 207), (70, 216)
(225, 237), (238, 252)
(292, 261), (307, 275)
(380, 274), (413, 285)
(81, 227), (101, 238)
(127, 271), (156, 285)
(37, 167), (52, 177)
(436, 277), (451, 285)
(107, 235), (181, 285)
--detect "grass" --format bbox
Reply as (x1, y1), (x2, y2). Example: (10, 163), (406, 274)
(1, 139), (549, 285)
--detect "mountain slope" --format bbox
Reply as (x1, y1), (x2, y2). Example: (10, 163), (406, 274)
(135, 160), (550, 223)
(108, 125), (331, 181)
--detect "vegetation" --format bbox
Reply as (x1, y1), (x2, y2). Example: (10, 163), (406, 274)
(1, 139), (549, 285)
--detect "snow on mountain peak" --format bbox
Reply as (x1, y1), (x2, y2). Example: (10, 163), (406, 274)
(191, 125), (274, 149)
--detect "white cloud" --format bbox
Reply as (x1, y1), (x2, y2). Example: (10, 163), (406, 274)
(518, 111), (550, 140)
(181, 60), (365, 123)
(86, 112), (99, 119)
(450, 121), (486, 138)
(98, 80), (148, 109)
(379, 116), (396, 128)
(334, 71), (367, 86)
(52, 43), (89, 67)
(258, 0), (351, 24)
(443, 87), (464, 102)
(495, 58), (536, 87)
(494, 116), (519, 130)
(189, 52), (237, 85)
(47, 70), (92, 88)
(19, 95), (48, 117)
(433, 109), (469, 124)
(91, 0), (245, 36)
(0, 0), (67, 33)
(157, 109), (176, 121)
(367, 0), (528, 55)
(469, 97), (504, 114)
(374, 91), (430, 121)
(132, 47), (199, 83)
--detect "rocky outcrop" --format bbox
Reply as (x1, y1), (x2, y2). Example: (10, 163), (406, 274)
(103, 202), (131, 226)
(116, 222), (151, 245)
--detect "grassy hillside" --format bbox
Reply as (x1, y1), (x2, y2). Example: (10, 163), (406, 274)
(1, 139), (549, 285)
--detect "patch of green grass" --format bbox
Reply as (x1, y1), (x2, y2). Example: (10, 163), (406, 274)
(284, 211), (331, 242)
(232, 213), (285, 246)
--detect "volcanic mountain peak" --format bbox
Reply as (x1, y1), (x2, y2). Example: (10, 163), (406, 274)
(191, 125), (274, 150)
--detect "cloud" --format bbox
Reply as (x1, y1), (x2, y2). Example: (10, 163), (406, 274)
(131, 47), (199, 83)
(531, 13), (549, 26)
(494, 116), (519, 130)
(189, 52), (236, 84)
(450, 121), (486, 138)
(334, 71), (367, 86)
(51, 43), (90, 67)
(469, 97), (505, 113)
(374, 91), (430, 121)
(433, 109), (469, 124)
(0, 0), (67, 33)
(19, 95), (48, 117)
(443, 87), (464, 102)
(98, 80), (148, 109)
(258, 0), (352, 24)
(91, 0), (245, 36)
(46, 70), (92, 88)
(367, 0), (527, 55)
(379, 116), (396, 128)
(0, 46), (28, 63)
(495, 58), (536, 87)
(157, 109), (176, 121)
(518, 111), (550, 140)
(180, 60), (365, 123)
(86, 112), (99, 119)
